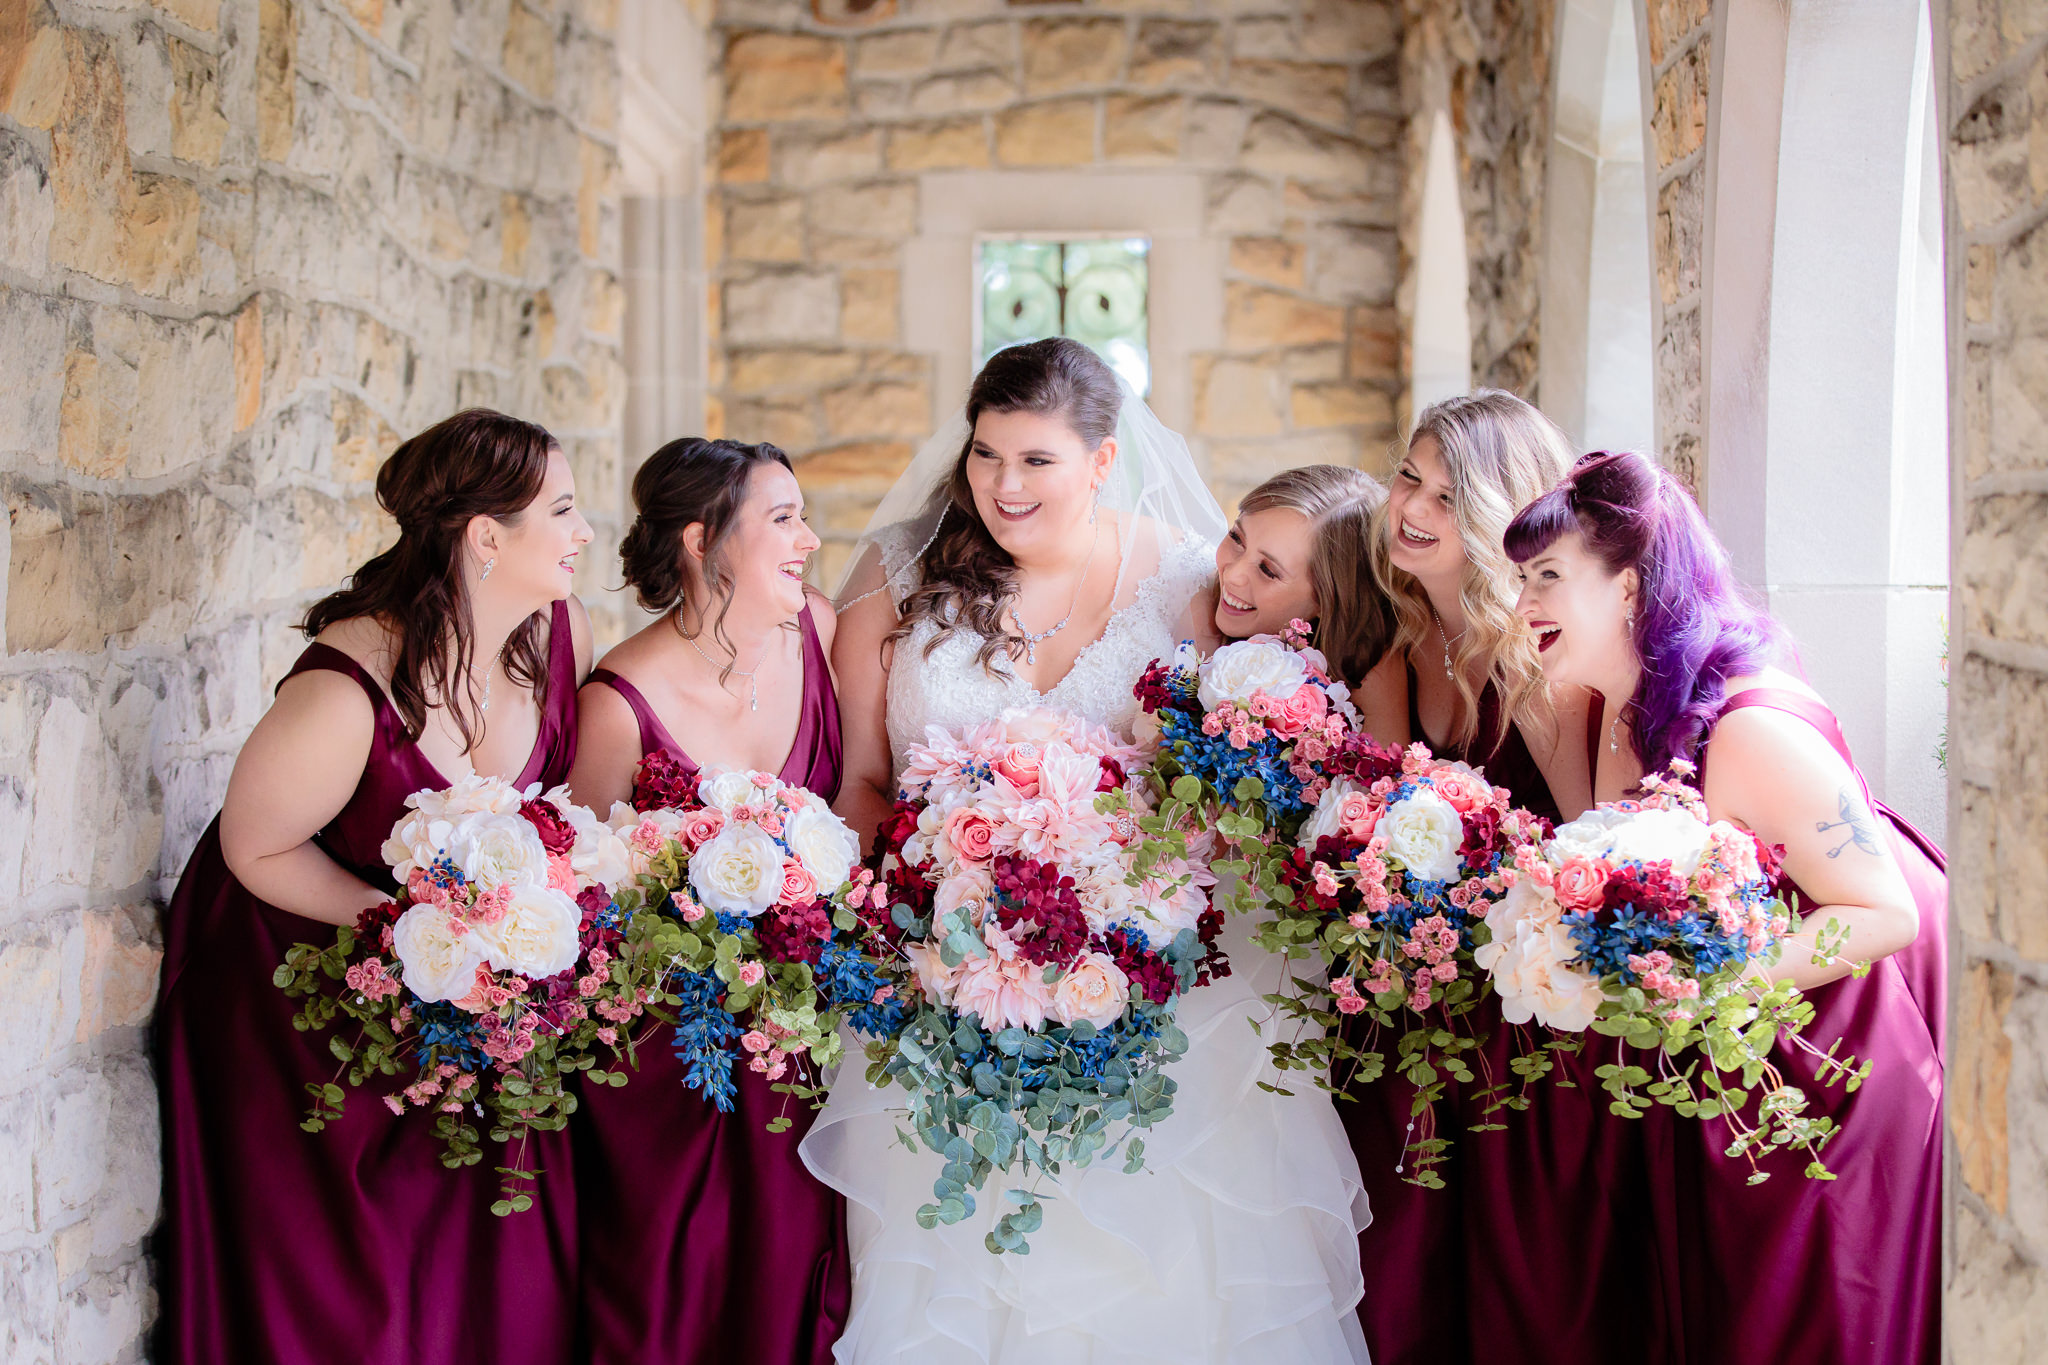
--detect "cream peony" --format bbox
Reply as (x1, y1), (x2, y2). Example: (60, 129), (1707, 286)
(472, 882), (583, 979)
(410, 774), (531, 819)
(559, 800), (634, 889)
(1197, 638), (1309, 711)
(392, 904), (489, 1003)
(1605, 807), (1713, 878)
(1475, 879), (1604, 1031)
(1546, 807), (1632, 864)
(699, 768), (774, 814)
(1380, 787), (1465, 882)
(784, 802), (860, 893)
(1051, 952), (1132, 1028)
(1298, 778), (1367, 851)
(442, 812), (552, 889)
(688, 822), (786, 916)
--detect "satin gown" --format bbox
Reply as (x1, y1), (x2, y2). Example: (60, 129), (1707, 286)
(152, 600), (581, 1365)
(572, 604), (851, 1365)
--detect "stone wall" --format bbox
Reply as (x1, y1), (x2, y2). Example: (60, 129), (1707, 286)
(705, 0), (1406, 584)
(0, 0), (623, 1353)
(1944, 2), (2048, 1359)
(1641, 0), (1705, 490)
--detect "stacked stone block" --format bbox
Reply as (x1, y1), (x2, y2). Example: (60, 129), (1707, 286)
(0, 0), (622, 1353)
(1944, 3), (2048, 1359)
(705, 0), (1406, 586)
(1642, 0), (1706, 491)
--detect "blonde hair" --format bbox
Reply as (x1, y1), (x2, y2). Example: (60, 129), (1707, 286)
(1236, 465), (1394, 684)
(1369, 389), (1576, 751)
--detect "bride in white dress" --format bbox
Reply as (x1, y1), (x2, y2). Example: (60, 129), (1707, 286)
(811, 338), (1371, 1364)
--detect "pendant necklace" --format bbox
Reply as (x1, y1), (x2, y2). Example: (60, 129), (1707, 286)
(676, 612), (762, 712)
(1013, 524), (1100, 666)
(479, 644), (508, 712)
(1429, 605), (1465, 682)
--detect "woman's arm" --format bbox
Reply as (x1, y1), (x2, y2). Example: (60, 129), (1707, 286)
(565, 680), (644, 814)
(1352, 648), (1410, 750)
(218, 670), (387, 926)
(830, 582), (901, 852)
(1703, 708), (1919, 990)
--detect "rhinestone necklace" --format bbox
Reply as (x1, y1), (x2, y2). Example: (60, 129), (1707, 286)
(1012, 524), (1101, 666)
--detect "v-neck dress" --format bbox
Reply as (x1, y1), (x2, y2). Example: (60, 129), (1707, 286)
(152, 600), (581, 1365)
(572, 605), (851, 1365)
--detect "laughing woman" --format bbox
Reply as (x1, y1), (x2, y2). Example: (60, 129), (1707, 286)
(1505, 450), (1943, 1365)
(565, 437), (849, 1365)
(1197, 465), (1395, 684)
(154, 409), (594, 1365)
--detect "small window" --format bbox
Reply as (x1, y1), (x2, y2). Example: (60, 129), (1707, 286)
(977, 236), (1151, 396)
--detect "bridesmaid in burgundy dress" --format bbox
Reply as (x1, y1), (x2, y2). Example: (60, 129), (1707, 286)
(566, 437), (849, 1365)
(153, 409), (597, 1364)
(1345, 392), (1630, 1365)
(1507, 450), (1942, 1365)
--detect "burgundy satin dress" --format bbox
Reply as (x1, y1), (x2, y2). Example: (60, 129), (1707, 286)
(1638, 687), (1945, 1365)
(1349, 658), (1630, 1365)
(572, 604), (851, 1365)
(152, 600), (581, 1365)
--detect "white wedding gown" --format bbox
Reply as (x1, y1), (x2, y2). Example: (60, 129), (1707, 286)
(802, 531), (1372, 1364)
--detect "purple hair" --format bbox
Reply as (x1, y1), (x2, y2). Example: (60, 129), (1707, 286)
(1503, 450), (1784, 775)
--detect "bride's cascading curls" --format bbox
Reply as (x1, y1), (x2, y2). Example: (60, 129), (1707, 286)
(808, 338), (1372, 1364)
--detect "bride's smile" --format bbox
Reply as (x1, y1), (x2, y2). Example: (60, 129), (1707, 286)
(965, 406), (1114, 566)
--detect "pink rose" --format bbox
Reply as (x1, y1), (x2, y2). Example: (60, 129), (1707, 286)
(740, 1029), (771, 1053)
(1270, 682), (1329, 739)
(1431, 767), (1495, 814)
(1552, 856), (1610, 912)
(1335, 994), (1368, 1015)
(677, 807), (727, 848)
(737, 961), (765, 987)
(779, 859), (819, 904)
(546, 853), (577, 893)
(1335, 790), (1376, 839)
(994, 741), (1044, 798)
(944, 805), (999, 866)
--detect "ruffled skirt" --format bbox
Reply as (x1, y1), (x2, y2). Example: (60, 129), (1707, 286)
(800, 917), (1372, 1364)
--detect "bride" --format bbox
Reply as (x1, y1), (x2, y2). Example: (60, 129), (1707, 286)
(807, 337), (1371, 1363)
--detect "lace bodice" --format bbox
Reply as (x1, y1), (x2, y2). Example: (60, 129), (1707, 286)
(882, 530), (1214, 774)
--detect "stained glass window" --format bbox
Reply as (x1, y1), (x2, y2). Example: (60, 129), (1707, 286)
(977, 237), (1151, 396)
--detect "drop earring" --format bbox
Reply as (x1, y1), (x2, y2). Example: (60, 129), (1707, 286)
(480, 557), (497, 582)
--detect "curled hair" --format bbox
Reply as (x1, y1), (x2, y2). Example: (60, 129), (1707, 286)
(302, 408), (557, 751)
(618, 437), (797, 668)
(1505, 450), (1784, 775)
(1236, 465), (1394, 684)
(1368, 389), (1576, 752)
(891, 337), (1123, 673)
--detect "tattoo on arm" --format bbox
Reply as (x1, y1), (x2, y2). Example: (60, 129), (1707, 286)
(1815, 790), (1883, 858)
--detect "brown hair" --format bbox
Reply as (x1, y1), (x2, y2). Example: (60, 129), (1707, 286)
(1236, 465), (1394, 684)
(891, 337), (1123, 673)
(617, 436), (797, 667)
(302, 408), (557, 751)
(1367, 389), (1576, 751)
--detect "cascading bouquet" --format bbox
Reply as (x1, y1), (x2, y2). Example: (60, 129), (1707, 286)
(851, 707), (1222, 1255)
(276, 774), (653, 1214)
(1258, 741), (1551, 1184)
(1131, 623), (1360, 916)
(1476, 760), (1869, 1180)
(601, 752), (898, 1122)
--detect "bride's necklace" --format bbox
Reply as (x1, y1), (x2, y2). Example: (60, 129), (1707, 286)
(675, 610), (763, 712)
(1429, 605), (1465, 682)
(1011, 525), (1100, 666)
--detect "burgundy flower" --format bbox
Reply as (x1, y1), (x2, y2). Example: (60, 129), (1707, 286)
(990, 855), (1091, 969)
(1104, 926), (1180, 1006)
(1191, 906), (1232, 987)
(1096, 757), (1126, 793)
(1132, 660), (1179, 716)
(1459, 807), (1502, 870)
(633, 750), (701, 813)
(756, 901), (834, 965)
(1326, 733), (1403, 787)
(1602, 861), (1692, 921)
(520, 798), (577, 856)
(876, 800), (922, 859)
(354, 896), (406, 937)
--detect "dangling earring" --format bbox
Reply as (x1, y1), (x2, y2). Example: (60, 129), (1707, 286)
(1089, 483), (1101, 525)
(480, 557), (497, 582)
(1624, 607), (1635, 631)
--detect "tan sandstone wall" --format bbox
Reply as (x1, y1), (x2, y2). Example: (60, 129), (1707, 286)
(1944, 2), (2048, 1358)
(0, 0), (623, 1352)
(704, 0), (1406, 585)
(1640, 0), (1705, 491)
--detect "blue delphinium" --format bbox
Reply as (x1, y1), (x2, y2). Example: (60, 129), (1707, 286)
(817, 939), (910, 1037)
(1157, 709), (1307, 818)
(671, 967), (740, 1111)
(411, 998), (489, 1071)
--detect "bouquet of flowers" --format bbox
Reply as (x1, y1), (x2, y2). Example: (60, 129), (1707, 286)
(852, 707), (1222, 1254)
(276, 774), (653, 1213)
(1258, 741), (1551, 1184)
(601, 752), (896, 1121)
(1477, 761), (1868, 1180)
(1131, 623), (1360, 915)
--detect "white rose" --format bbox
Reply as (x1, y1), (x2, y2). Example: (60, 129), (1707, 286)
(699, 768), (771, 813)
(471, 882), (583, 979)
(1298, 778), (1365, 851)
(1380, 787), (1465, 882)
(1606, 807), (1713, 878)
(1197, 638), (1309, 710)
(784, 802), (860, 893)
(382, 811), (454, 883)
(1546, 807), (1632, 864)
(442, 812), (552, 889)
(410, 774), (530, 819)
(392, 905), (488, 1003)
(1050, 952), (1132, 1028)
(688, 822), (785, 916)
